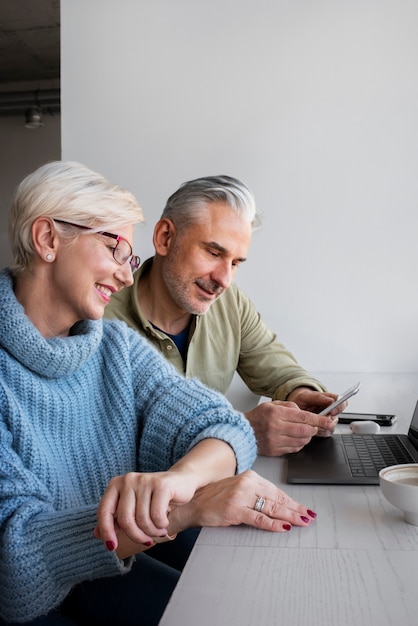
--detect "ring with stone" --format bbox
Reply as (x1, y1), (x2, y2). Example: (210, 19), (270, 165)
(254, 495), (265, 512)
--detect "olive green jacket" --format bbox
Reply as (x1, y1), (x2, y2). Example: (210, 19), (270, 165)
(104, 258), (326, 400)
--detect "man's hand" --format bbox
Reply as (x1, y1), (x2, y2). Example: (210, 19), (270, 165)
(245, 388), (345, 456)
(286, 387), (346, 416)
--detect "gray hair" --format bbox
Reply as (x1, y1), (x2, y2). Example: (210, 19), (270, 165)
(161, 175), (262, 231)
(9, 160), (144, 275)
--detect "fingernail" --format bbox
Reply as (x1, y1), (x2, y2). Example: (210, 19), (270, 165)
(300, 515), (310, 523)
(106, 541), (115, 551)
(307, 509), (317, 518)
(143, 541), (153, 547)
(283, 523), (292, 531)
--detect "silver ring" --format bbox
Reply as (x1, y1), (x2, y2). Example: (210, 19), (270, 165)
(254, 496), (265, 513)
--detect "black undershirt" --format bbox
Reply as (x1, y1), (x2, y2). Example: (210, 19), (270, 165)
(151, 322), (191, 362)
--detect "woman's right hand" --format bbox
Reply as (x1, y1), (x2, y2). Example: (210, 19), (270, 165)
(95, 470), (198, 552)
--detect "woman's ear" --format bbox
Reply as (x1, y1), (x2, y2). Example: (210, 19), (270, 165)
(153, 218), (176, 257)
(31, 217), (58, 263)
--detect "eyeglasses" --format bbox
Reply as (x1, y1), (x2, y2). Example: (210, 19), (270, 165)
(54, 219), (141, 272)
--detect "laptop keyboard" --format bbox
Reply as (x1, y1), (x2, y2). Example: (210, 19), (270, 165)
(342, 434), (414, 477)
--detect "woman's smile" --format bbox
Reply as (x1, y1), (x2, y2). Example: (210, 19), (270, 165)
(95, 282), (115, 302)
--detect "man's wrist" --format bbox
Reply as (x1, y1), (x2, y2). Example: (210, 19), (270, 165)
(286, 386), (311, 402)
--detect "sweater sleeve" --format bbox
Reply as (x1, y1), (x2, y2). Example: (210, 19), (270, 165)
(0, 419), (133, 623)
(120, 327), (257, 474)
(138, 374), (257, 475)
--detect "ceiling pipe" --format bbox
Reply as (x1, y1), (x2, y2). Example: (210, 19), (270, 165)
(0, 89), (60, 115)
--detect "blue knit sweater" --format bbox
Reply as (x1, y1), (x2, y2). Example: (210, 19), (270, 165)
(0, 268), (256, 623)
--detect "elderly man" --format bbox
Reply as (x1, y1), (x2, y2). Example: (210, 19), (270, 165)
(105, 175), (344, 456)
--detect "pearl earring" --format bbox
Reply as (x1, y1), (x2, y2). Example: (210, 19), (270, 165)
(46, 253), (53, 261)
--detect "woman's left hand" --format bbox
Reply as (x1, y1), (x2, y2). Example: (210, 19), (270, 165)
(168, 469), (317, 533)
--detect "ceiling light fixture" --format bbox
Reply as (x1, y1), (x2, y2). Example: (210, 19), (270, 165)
(24, 106), (44, 129)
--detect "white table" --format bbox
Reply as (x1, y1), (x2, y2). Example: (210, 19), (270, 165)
(160, 373), (418, 626)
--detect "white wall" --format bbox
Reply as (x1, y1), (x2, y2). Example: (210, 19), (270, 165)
(61, 0), (418, 374)
(0, 113), (61, 268)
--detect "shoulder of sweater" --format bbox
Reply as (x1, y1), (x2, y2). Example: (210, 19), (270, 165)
(101, 318), (171, 362)
(102, 318), (148, 348)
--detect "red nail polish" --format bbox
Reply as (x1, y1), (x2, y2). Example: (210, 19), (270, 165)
(300, 515), (310, 523)
(143, 541), (153, 547)
(307, 509), (317, 518)
(106, 541), (115, 551)
(283, 523), (292, 531)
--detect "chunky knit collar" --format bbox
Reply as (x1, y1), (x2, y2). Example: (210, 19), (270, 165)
(0, 268), (103, 378)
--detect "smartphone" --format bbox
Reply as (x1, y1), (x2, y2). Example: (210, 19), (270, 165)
(337, 412), (397, 426)
(318, 382), (361, 416)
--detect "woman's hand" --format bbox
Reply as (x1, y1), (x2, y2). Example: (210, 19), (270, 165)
(95, 439), (238, 554)
(168, 470), (317, 534)
(96, 470), (198, 551)
(95, 469), (317, 558)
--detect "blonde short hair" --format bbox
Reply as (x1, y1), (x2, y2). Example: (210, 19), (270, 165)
(9, 161), (144, 275)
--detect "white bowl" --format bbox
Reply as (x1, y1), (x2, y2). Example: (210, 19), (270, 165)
(379, 464), (418, 525)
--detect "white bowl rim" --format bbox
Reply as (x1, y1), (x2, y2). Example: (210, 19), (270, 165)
(379, 463), (418, 482)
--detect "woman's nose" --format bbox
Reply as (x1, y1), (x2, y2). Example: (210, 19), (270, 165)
(115, 262), (134, 287)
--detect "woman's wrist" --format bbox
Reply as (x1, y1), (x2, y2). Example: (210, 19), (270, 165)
(167, 502), (196, 536)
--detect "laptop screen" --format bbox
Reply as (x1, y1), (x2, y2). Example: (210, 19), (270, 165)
(408, 401), (418, 449)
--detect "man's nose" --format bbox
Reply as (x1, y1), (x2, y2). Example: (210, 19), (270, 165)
(211, 260), (233, 290)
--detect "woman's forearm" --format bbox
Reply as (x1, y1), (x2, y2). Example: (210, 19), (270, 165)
(168, 438), (237, 490)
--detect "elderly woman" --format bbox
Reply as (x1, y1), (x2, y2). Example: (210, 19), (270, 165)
(0, 162), (316, 626)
